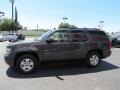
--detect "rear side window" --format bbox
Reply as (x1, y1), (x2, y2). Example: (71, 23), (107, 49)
(88, 31), (109, 41)
(71, 30), (88, 42)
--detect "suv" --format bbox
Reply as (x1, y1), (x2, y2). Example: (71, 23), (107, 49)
(4, 28), (111, 74)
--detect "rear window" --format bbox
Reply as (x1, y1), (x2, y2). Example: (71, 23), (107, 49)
(88, 31), (109, 41)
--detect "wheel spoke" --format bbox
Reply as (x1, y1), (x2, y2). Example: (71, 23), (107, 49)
(90, 55), (99, 66)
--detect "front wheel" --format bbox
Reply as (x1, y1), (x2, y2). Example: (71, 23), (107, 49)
(15, 55), (39, 74)
(86, 52), (101, 68)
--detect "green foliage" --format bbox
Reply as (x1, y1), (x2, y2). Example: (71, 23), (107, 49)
(58, 23), (78, 29)
(0, 18), (22, 32)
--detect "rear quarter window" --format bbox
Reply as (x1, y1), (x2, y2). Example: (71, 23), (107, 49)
(88, 31), (109, 41)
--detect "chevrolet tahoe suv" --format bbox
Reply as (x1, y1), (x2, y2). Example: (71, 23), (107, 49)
(4, 28), (111, 74)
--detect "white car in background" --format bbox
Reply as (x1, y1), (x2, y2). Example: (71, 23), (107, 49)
(8, 33), (25, 42)
(0, 34), (7, 42)
(8, 33), (18, 42)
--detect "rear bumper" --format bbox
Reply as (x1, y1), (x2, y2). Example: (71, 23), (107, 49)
(102, 50), (111, 59)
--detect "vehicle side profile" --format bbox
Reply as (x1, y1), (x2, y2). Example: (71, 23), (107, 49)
(4, 28), (111, 74)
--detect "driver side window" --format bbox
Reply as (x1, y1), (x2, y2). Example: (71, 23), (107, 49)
(48, 31), (69, 43)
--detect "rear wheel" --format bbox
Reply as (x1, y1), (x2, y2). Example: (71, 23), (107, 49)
(86, 52), (101, 68)
(15, 55), (39, 74)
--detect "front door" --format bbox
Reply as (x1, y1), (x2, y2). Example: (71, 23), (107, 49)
(42, 30), (70, 60)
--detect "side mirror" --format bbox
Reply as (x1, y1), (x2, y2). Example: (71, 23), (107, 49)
(46, 38), (54, 44)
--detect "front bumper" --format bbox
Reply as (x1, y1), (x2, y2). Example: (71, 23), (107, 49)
(4, 53), (15, 67)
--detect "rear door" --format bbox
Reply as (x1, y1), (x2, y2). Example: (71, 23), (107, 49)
(70, 30), (88, 59)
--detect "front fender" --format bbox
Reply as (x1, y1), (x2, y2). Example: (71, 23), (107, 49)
(14, 46), (41, 61)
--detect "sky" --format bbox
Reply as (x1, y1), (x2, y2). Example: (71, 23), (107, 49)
(0, 0), (120, 32)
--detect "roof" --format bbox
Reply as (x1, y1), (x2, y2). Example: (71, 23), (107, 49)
(57, 28), (101, 31)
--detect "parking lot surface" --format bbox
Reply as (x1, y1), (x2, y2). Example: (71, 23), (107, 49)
(0, 41), (120, 90)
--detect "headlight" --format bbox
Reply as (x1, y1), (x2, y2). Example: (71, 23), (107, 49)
(6, 48), (12, 54)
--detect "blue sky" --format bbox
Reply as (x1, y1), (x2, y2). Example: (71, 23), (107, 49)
(1, 0), (120, 32)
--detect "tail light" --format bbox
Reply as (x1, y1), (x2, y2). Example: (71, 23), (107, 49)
(108, 41), (112, 49)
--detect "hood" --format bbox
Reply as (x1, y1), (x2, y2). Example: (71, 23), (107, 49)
(7, 39), (39, 48)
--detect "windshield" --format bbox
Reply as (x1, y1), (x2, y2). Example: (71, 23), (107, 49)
(35, 30), (54, 41)
(9, 34), (14, 36)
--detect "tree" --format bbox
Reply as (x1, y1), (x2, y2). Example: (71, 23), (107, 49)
(58, 23), (78, 29)
(0, 18), (22, 33)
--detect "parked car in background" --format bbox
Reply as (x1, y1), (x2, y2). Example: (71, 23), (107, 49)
(0, 34), (7, 42)
(107, 35), (114, 47)
(112, 32), (120, 47)
(8, 33), (18, 42)
(5, 28), (111, 74)
(8, 33), (25, 42)
(17, 33), (25, 40)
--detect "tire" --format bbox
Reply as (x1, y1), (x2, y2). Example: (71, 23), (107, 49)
(86, 52), (101, 68)
(15, 55), (39, 74)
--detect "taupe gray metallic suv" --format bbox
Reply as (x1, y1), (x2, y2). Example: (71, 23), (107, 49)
(4, 28), (111, 74)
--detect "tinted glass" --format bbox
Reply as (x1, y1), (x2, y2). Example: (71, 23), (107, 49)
(88, 31), (109, 41)
(88, 31), (107, 36)
(71, 30), (88, 42)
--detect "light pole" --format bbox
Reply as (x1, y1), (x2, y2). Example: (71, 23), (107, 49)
(9, 0), (15, 20)
(37, 24), (38, 29)
(98, 21), (104, 30)
(9, 0), (15, 33)
(62, 17), (68, 24)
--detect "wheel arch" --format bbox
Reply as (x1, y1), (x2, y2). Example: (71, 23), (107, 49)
(87, 49), (103, 59)
(14, 51), (40, 67)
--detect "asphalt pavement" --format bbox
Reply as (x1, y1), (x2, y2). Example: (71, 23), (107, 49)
(0, 41), (120, 90)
